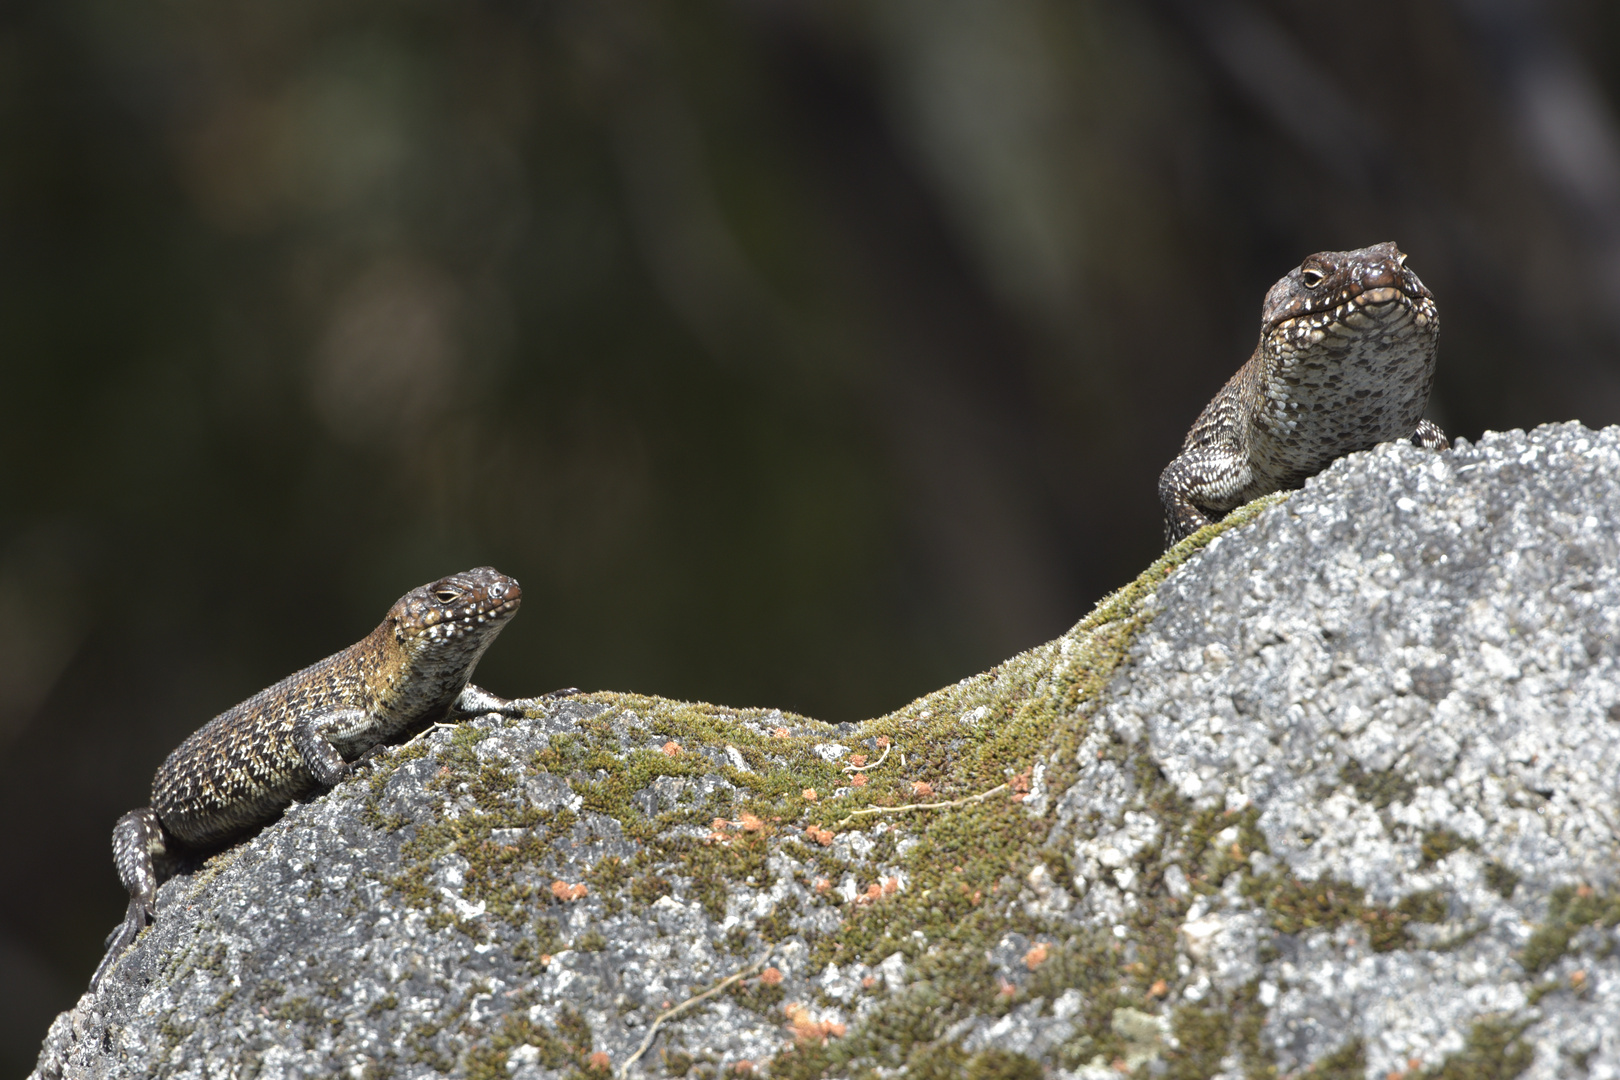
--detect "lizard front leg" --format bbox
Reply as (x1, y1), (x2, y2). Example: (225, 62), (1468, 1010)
(292, 708), (370, 786)
(93, 808), (170, 988)
(1158, 443), (1255, 547)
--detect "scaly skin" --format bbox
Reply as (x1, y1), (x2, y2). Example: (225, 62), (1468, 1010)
(93, 567), (530, 989)
(1159, 242), (1447, 546)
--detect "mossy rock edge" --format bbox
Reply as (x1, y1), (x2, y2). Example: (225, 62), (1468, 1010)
(35, 424), (1620, 1080)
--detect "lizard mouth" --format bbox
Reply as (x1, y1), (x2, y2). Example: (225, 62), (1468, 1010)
(1267, 284), (1427, 336)
(1356, 286), (1402, 307)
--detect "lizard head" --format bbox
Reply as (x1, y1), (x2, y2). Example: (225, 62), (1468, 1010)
(1260, 241), (1436, 336)
(389, 566), (522, 652)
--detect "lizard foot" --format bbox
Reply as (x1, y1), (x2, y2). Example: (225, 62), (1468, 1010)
(91, 896), (154, 990)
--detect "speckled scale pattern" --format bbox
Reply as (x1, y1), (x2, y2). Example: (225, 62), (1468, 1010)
(93, 566), (522, 988)
(1159, 242), (1445, 545)
(152, 568), (519, 844)
(154, 642), (378, 844)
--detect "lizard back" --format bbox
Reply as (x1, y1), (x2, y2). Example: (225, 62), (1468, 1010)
(150, 567), (520, 846)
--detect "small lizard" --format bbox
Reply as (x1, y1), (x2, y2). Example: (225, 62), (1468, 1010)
(1158, 242), (1447, 546)
(93, 566), (532, 988)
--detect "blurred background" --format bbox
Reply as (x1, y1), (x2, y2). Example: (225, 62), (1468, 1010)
(5, 0), (1620, 1066)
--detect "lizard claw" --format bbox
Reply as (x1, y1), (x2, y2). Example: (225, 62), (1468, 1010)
(92, 897), (154, 990)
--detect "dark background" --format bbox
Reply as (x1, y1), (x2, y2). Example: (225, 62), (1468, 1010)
(6, 0), (1620, 1068)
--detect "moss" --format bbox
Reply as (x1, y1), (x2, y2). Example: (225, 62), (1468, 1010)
(1420, 828), (1474, 865)
(1229, 980), (1278, 1080)
(1520, 885), (1620, 974)
(630, 871), (673, 907)
(1306, 1039), (1365, 1079)
(1414, 1018), (1532, 1080)
(462, 1008), (596, 1080)
(1252, 875), (1446, 953)
(963, 1048), (1043, 1080)
(511, 917), (566, 974)
(1396, 890), (1449, 926)
(355, 495), (1294, 1077)
(157, 1017), (194, 1052)
(726, 977), (787, 1015)
(268, 996), (324, 1025)
(586, 855), (630, 916)
(1163, 1006), (1225, 1080)
(756, 892), (803, 943)
(1482, 862), (1520, 899)
(1340, 759), (1415, 809)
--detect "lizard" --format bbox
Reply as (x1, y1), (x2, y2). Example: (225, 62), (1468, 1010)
(92, 566), (536, 989)
(1158, 241), (1447, 546)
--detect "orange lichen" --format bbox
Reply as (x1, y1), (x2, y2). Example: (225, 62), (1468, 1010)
(550, 881), (588, 902)
(784, 1003), (846, 1045)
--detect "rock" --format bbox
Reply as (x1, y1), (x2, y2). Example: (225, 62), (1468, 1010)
(33, 422), (1620, 1079)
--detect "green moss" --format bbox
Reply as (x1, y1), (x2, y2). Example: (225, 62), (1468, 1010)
(1520, 885), (1620, 974)
(157, 1017), (194, 1052)
(1482, 862), (1520, 899)
(346, 495), (1295, 1077)
(1249, 873), (1446, 954)
(1340, 759), (1415, 809)
(267, 996), (324, 1026)
(586, 856), (630, 916)
(726, 976), (787, 1015)
(1414, 1018), (1532, 1080)
(462, 1008), (597, 1080)
(1306, 1039), (1365, 1079)
(1163, 1006), (1225, 1080)
(963, 1048), (1043, 1080)
(630, 871), (673, 906)
(1420, 828), (1474, 865)
(756, 892), (803, 943)
(1396, 890), (1449, 926)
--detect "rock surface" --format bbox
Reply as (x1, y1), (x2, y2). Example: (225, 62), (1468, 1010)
(33, 422), (1620, 1080)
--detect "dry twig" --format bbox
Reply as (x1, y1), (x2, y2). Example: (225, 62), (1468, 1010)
(842, 743), (892, 774)
(617, 956), (767, 1079)
(833, 782), (1010, 828)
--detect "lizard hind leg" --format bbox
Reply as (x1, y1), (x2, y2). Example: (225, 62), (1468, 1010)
(93, 808), (169, 989)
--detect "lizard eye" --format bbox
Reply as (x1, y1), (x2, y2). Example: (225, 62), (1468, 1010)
(1301, 268), (1326, 288)
(434, 586), (462, 604)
